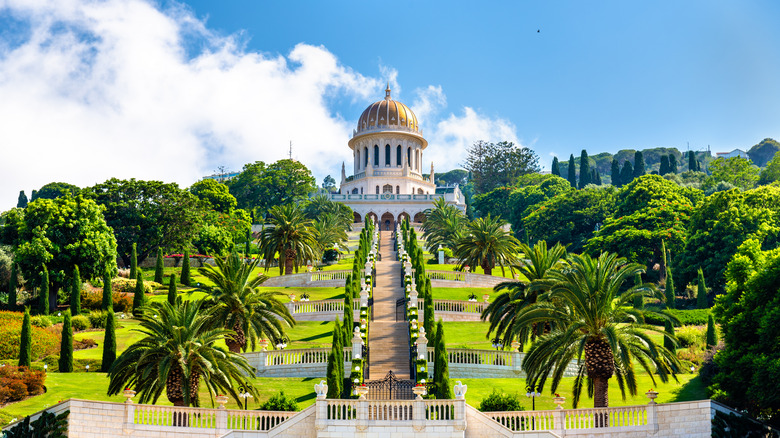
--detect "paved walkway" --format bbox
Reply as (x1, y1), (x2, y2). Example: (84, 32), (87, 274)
(367, 230), (409, 379)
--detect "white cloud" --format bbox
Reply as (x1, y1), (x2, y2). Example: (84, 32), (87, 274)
(0, 0), (518, 207)
(424, 107), (520, 172)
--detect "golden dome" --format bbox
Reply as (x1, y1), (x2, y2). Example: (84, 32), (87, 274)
(356, 85), (419, 135)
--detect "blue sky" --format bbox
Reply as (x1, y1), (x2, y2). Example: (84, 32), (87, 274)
(0, 0), (778, 207)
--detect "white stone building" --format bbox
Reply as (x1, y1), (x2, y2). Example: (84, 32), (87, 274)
(329, 85), (466, 231)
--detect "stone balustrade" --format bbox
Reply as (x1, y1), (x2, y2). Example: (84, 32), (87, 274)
(484, 403), (650, 434)
(423, 348), (580, 379)
(244, 347), (353, 378)
(133, 404), (296, 431)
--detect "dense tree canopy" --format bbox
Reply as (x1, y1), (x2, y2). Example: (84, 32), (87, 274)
(434, 169), (469, 187)
(464, 141), (540, 194)
(30, 182), (81, 201)
(747, 138), (780, 167)
(189, 179), (237, 214)
(703, 157), (760, 191)
(86, 179), (203, 266)
(506, 175), (573, 236)
(228, 159), (316, 217)
(3, 195), (117, 310)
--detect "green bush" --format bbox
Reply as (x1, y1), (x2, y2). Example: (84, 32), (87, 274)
(478, 389), (525, 412)
(0, 365), (46, 404)
(71, 315), (90, 331)
(675, 326), (704, 349)
(87, 311), (113, 329)
(0, 320), (60, 361)
(30, 315), (52, 328)
(645, 309), (711, 326)
(259, 390), (299, 411)
(111, 277), (160, 294)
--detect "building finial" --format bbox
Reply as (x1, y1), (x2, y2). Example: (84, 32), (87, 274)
(385, 82), (391, 100)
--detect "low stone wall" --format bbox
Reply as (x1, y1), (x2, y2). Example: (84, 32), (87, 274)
(244, 348), (353, 378)
(426, 348), (580, 380)
(137, 257), (214, 269)
(262, 271), (350, 288)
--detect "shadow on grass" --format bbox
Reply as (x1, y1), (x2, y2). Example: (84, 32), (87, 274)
(297, 332), (333, 342)
(669, 374), (708, 402)
(295, 393), (316, 404)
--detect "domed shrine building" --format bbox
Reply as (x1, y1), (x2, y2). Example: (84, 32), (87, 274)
(330, 86), (466, 230)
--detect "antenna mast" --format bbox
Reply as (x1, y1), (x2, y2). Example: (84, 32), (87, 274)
(289, 141), (293, 159)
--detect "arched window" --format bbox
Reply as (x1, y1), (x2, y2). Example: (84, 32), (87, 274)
(375, 185), (380, 194)
(373, 145), (379, 167)
(364, 147), (368, 167)
(383, 184), (393, 193)
(385, 145), (391, 166)
(351, 188), (359, 194)
(396, 145), (402, 167)
(396, 185), (400, 194)
(356, 150), (360, 170)
(407, 147), (411, 167)
(360, 187), (363, 194)
(417, 188), (424, 194)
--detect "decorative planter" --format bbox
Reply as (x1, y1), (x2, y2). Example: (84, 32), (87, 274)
(355, 386), (369, 399)
(123, 389), (136, 403)
(216, 395), (229, 409)
(412, 386), (427, 399)
(553, 396), (566, 410)
(259, 339), (269, 351)
(483, 294), (490, 303)
(646, 390), (659, 404)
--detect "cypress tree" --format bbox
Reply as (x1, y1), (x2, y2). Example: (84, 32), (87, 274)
(688, 151), (697, 172)
(611, 159), (621, 187)
(620, 161), (633, 185)
(326, 348), (342, 399)
(634, 151), (646, 178)
(706, 315), (717, 347)
(102, 269), (113, 312)
(665, 264), (675, 310)
(696, 268), (708, 309)
(423, 278), (436, 341)
(633, 274), (644, 309)
(17, 190), (28, 208)
(59, 310), (74, 372)
(664, 319), (676, 351)
(133, 271), (146, 317)
(567, 154), (577, 188)
(130, 243), (137, 279)
(8, 263), (17, 311)
(343, 278), (354, 341)
(181, 249), (191, 286)
(659, 155), (670, 175)
(551, 156), (560, 177)
(19, 308), (32, 367)
(434, 319), (453, 399)
(40, 265), (49, 315)
(101, 310), (116, 372)
(669, 153), (678, 174)
(592, 169), (601, 185)
(578, 150), (591, 189)
(154, 247), (164, 284)
(168, 273), (177, 305)
(31, 189), (38, 201)
(70, 265), (81, 315)
(696, 158), (701, 171)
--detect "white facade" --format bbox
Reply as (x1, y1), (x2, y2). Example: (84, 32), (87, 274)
(331, 85), (465, 229)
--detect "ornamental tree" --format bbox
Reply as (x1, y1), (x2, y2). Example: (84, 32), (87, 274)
(154, 248), (164, 284)
(59, 310), (74, 372)
(70, 265), (81, 315)
(19, 308), (32, 367)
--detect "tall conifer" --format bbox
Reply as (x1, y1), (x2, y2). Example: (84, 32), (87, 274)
(70, 265), (81, 315)
(620, 161), (633, 185)
(18, 308), (32, 367)
(17, 191), (28, 208)
(551, 157), (560, 177)
(664, 320), (676, 351)
(8, 263), (17, 311)
(611, 159), (621, 187)
(696, 268), (708, 309)
(59, 310), (74, 372)
(634, 151), (645, 177)
(40, 265), (49, 315)
(101, 311), (116, 372)
(181, 250), (191, 286)
(706, 315), (717, 347)
(129, 243), (137, 279)
(154, 247), (164, 284)
(168, 273), (177, 305)
(133, 271), (146, 317)
(659, 155), (670, 175)
(578, 150), (591, 189)
(567, 154), (577, 188)
(669, 153), (678, 174)
(633, 274), (644, 309)
(433, 319), (452, 399)
(102, 270), (113, 312)
(688, 151), (697, 172)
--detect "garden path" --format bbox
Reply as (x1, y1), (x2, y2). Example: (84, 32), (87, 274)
(367, 230), (409, 379)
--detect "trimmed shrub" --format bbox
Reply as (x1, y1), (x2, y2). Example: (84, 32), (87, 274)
(88, 310), (114, 329)
(168, 273), (177, 305)
(154, 248), (164, 284)
(8, 262), (18, 311)
(675, 326), (704, 349)
(110, 277), (159, 294)
(130, 243), (138, 279)
(0, 365), (46, 404)
(19, 308), (32, 367)
(132, 271), (146, 317)
(181, 249), (191, 286)
(40, 266), (50, 315)
(30, 315), (52, 328)
(71, 314), (90, 331)
(645, 309), (711, 326)
(59, 310), (73, 372)
(706, 314), (717, 347)
(478, 389), (525, 412)
(664, 320), (676, 351)
(71, 265), (81, 315)
(101, 309), (116, 371)
(102, 271), (112, 311)
(259, 391), (299, 411)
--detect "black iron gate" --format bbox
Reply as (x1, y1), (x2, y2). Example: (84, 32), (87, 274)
(365, 370), (415, 400)
(395, 298), (408, 322)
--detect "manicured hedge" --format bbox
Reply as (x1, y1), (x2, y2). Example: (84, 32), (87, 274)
(645, 309), (712, 326)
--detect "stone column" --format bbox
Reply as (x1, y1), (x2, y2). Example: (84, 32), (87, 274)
(409, 287), (418, 308)
(413, 396), (426, 432)
(357, 397), (369, 431)
(122, 390), (136, 432)
(314, 381), (328, 431)
(453, 381), (468, 431)
(360, 286), (368, 308)
(416, 327), (428, 365)
(352, 326), (364, 359)
(646, 390), (659, 433)
(511, 341), (523, 376)
(215, 395), (228, 434)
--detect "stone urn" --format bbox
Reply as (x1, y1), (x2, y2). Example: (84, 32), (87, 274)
(646, 389), (659, 404)
(123, 389), (136, 403)
(553, 395), (566, 410)
(483, 294), (490, 303)
(215, 395), (229, 409)
(412, 385), (427, 399)
(259, 339), (269, 351)
(354, 385), (369, 399)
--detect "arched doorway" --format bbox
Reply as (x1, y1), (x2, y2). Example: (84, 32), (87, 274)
(366, 212), (378, 225)
(353, 212), (362, 223)
(413, 212), (426, 224)
(398, 212), (410, 225)
(380, 212), (395, 231)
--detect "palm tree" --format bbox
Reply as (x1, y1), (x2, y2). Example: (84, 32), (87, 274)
(421, 197), (466, 253)
(259, 204), (318, 275)
(519, 252), (680, 408)
(311, 212), (350, 259)
(482, 241), (568, 346)
(303, 194), (354, 230)
(454, 214), (520, 276)
(107, 299), (257, 407)
(197, 252), (295, 353)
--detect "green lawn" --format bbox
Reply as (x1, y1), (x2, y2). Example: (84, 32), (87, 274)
(443, 322), (495, 350)
(283, 321), (337, 349)
(427, 263), (523, 279)
(73, 320), (146, 360)
(431, 287), (494, 302)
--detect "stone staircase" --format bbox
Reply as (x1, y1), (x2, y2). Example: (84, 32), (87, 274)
(367, 230), (410, 379)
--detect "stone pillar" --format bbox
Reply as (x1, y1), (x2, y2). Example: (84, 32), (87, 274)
(553, 408), (565, 433)
(215, 395), (228, 434)
(409, 288), (418, 308)
(416, 327), (428, 365)
(438, 245), (444, 264)
(352, 326), (364, 359)
(511, 341), (522, 375)
(453, 381), (468, 431)
(357, 397), (369, 431)
(646, 390), (659, 433)
(123, 390), (136, 432)
(360, 287), (368, 307)
(315, 381), (328, 431)
(413, 396), (426, 432)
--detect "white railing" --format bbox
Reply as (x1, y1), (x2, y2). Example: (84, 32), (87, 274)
(427, 271), (465, 282)
(425, 299), (486, 314)
(286, 299), (359, 314)
(327, 399), (358, 420)
(324, 399), (459, 423)
(485, 405), (648, 432)
(310, 270), (350, 282)
(328, 193), (444, 202)
(133, 404), (296, 431)
(225, 409), (296, 430)
(367, 400), (414, 421)
(424, 399), (456, 420)
(428, 348), (514, 366)
(263, 347), (352, 366)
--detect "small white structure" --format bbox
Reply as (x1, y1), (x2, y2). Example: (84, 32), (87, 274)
(715, 149), (749, 159)
(330, 85), (465, 231)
